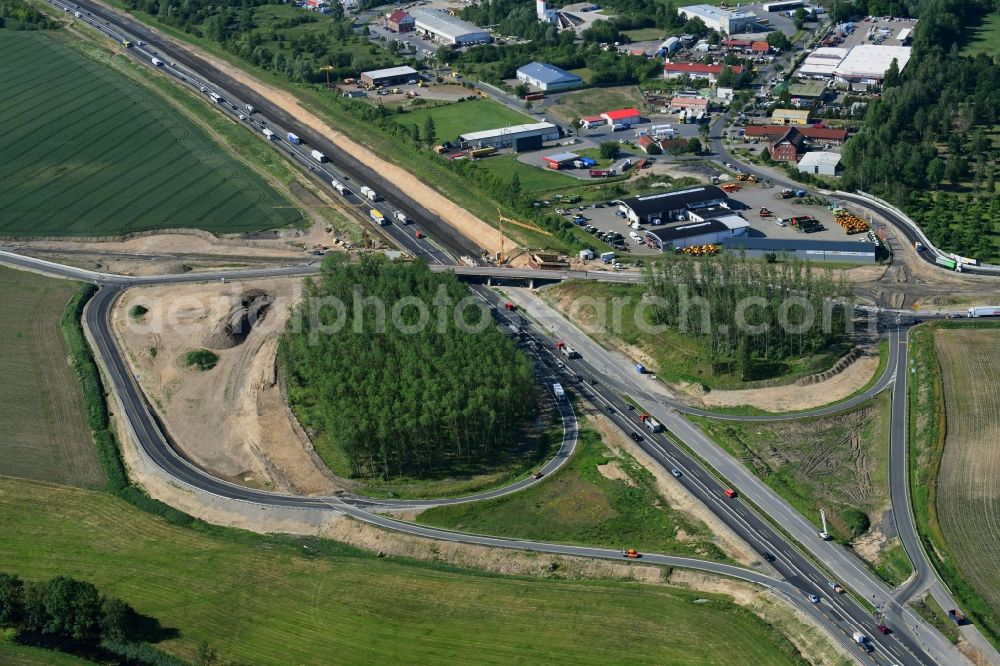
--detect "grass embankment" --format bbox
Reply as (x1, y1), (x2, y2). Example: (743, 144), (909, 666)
(691, 392), (910, 583)
(400, 98), (533, 143)
(911, 595), (962, 644)
(0, 267), (104, 488)
(542, 280), (852, 390)
(419, 429), (729, 560)
(0, 30), (301, 236)
(0, 643), (94, 665)
(908, 322), (1000, 648)
(0, 476), (806, 666)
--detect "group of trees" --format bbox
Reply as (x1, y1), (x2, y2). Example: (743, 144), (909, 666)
(841, 0), (1000, 259)
(645, 253), (850, 381)
(280, 255), (539, 479)
(0, 572), (175, 664)
(0, 0), (61, 29)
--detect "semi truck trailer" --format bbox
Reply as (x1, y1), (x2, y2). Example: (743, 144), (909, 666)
(360, 186), (379, 202)
(262, 128), (276, 140)
(151, 57), (164, 66)
(393, 211), (411, 224)
(331, 179), (347, 195)
(287, 132), (301, 144)
(369, 209), (387, 226)
(968, 306), (1000, 318)
(311, 150), (327, 162)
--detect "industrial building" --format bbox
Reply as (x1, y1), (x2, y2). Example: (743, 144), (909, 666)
(670, 96), (709, 112)
(580, 115), (606, 128)
(663, 62), (744, 84)
(410, 9), (490, 46)
(797, 151), (842, 176)
(761, 0), (803, 11)
(458, 122), (560, 150)
(772, 108), (811, 125)
(617, 185), (728, 224)
(359, 65), (419, 88)
(797, 47), (849, 78)
(678, 4), (757, 34)
(387, 10), (415, 32)
(645, 212), (749, 251)
(834, 44), (912, 85)
(542, 152), (580, 169)
(723, 238), (876, 263)
(768, 127), (805, 161)
(602, 108), (641, 127)
(744, 125), (848, 144)
(516, 62), (583, 91)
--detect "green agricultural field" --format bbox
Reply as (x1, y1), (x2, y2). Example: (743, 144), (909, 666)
(0, 31), (301, 236)
(962, 9), (1000, 57)
(0, 477), (805, 666)
(419, 430), (728, 559)
(399, 98), (534, 143)
(0, 644), (94, 665)
(0, 267), (104, 488)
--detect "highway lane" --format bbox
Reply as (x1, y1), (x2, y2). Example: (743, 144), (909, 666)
(51, 0), (469, 265)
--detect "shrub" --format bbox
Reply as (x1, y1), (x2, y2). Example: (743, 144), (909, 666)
(129, 304), (148, 318)
(184, 349), (219, 371)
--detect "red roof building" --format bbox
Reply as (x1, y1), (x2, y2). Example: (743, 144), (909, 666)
(744, 125), (849, 144)
(670, 96), (709, 111)
(751, 41), (770, 53)
(637, 135), (655, 152)
(663, 62), (743, 84)
(387, 9), (415, 32)
(721, 39), (753, 49)
(601, 108), (641, 126)
(768, 127), (805, 162)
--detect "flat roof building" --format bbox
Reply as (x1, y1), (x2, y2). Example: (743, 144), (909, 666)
(359, 65), (419, 88)
(645, 215), (749, 251)
(602, 108), (641, 126)
(516, 62), (582, 91)
(542, 152), (580, 169)
(772, 108), (811, 125)
(410, 9), (490, 46)
(797, 151), (842, 176)
(834, 44), (912, 84)
(678, 4), (757, 34)
(459, 121), (560, 149)
(664, 62), (744, 84)
(723, 238), (875, 263)
(618, 185), (728, 224)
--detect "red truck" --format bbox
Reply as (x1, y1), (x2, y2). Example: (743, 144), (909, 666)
(588, 169), (610, 177)
(724, 488), (738, 499)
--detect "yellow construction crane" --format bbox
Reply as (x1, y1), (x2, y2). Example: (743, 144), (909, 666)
(497, 208), (552, 264)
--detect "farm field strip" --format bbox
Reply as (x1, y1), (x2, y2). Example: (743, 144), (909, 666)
(934, 329), (1000, 618)
(0, 30), (301, 236)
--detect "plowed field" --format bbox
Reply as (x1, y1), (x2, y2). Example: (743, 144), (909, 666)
(935, 328), (1000, 617)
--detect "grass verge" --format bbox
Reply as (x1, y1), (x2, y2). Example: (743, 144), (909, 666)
(418, 428), (729, 560)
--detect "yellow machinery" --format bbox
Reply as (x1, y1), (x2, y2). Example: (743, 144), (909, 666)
(319, 65), (335, 88)
(497, 209), (552, 263)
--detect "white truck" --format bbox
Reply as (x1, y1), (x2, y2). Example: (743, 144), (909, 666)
(644, 417), (663, 433)
(311, 149), (327, 163)
(209, 92), (223, 104)
(393, 211), (411, 224)
(331, 179), (347, 195)
(245, 104), (255, 114)
(151, 57), (164, 67)
(552, 383), (566, 400)
(560, 345), (578, 359)
(968, 306), (1000, 318)
(262, 128), (276, 140)
(360, 186), (379, 202)
(851, 632), (872, 652)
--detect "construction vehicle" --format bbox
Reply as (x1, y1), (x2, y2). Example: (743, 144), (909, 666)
(759, 207), (773, 217)
(834, 210), (869, 234)
(722, 183), (741, 193)
(468, 146), (496, 159)
(819, 509), (830, 540)
(776, 189), (794, 199)
(623, 548), (641, 559)
(496, 209), (553, 264)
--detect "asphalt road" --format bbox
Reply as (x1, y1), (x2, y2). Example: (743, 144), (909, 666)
(12, 4), (996, 661)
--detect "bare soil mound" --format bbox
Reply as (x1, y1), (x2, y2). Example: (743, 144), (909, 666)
(204, 289), (273, 350)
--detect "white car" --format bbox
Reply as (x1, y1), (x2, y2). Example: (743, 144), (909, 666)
(775, 219), (787, 227)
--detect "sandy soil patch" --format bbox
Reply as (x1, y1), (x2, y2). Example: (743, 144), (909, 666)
(111, 277), (342, 495)
(700, 351), (880, 412)
(596, 460), (634, 485)
(587, 409), (757, 566)
(110, 16), (505, 255)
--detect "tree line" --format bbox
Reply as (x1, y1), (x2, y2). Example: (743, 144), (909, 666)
(645, 252), (851, 381)
(280, 255), (539, 479)
(0, 572), (182, 665)
(0, 0), (61, 29)
(841, 0), (1000, 260)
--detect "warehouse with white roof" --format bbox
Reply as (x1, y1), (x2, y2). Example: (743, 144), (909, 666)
(678, 4), (757, 34)
(834, 44), (911, 84)
(797, 47), (849, 78)
(458, 122), (560, 149)
(410, 9), (490, 45)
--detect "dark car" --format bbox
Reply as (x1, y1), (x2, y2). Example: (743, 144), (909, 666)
(762, 552), (775, 562)
(629, 432), (643, 442)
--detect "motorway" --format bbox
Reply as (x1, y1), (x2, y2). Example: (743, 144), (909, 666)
(13, 4), (999, 662)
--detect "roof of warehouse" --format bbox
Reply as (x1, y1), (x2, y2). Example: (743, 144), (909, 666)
(387, 10), (412, 22)
(361, 65), (418, 79)
(797, 151), (842, 168)
(679, 4), (755, 20)
(620, 185), (727, 216)
(543, 152), (580, 162)
(459, 121), (558, 142)
(835, 44), (912, 79)
(603, 108), (640, 120)
(772, 108), (811, 120)
(410, 8), (487, 39)
(722, 238), (875, 253)
(516, 62), (582, 86)
(646, 219), (731, 242)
